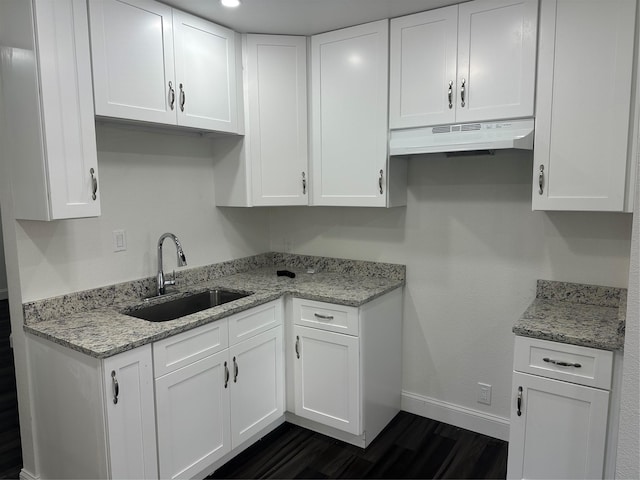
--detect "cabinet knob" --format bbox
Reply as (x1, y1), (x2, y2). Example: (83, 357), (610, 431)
(90, 168), (98, 201)
(460, 79), (466, 108)
(538, 165), (545, 195)
(179, 83), (186, 112)
(111, 370), (119, 404)
(168, 81), (176, 111)
(448, 80), (453, 109)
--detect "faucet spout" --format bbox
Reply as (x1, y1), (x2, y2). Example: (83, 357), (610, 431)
(157, 232), (188, 296)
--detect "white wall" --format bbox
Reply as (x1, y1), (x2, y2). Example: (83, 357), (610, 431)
(269, 151), (633, 425)
(616, 161), (639, 477)
(15, 124), (272, 302)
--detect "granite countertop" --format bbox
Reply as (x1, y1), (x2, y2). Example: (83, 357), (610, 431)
(513, 280), (626, 351)
(23, 253), (405, 359)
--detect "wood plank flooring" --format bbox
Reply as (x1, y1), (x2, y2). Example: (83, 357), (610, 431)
(208, 411), (508, 479)
(0, 300), (22, 480)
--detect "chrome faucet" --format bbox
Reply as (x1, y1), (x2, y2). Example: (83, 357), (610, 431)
(157, 232), (187, 296)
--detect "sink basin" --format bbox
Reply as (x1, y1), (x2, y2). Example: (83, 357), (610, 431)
(126, 289), (251, 322)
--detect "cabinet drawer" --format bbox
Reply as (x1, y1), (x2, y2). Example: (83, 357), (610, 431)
(293, 298), (359, 336)
(228, 299), (283, 346)
(153, 320), (229, 378)
(513, 336), (613, 390)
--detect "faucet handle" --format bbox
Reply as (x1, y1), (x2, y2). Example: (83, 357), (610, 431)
(165, 270), (176, 287)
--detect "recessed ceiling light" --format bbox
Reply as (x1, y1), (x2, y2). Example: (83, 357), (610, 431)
(221, 0), (240, 7)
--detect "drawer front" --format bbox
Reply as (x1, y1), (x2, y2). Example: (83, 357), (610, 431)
(513, 336), (613, 390)
(153, 320), (229, 378)
(293, 298), (359, 336)
(228, 299), (283, 346)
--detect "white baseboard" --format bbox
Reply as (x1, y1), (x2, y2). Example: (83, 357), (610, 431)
(0, 288), (7, 300)
(401, 390), (510, 442)
(19, 468), (39, 480)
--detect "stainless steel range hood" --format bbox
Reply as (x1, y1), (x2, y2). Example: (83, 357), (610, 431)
(389, 118), (534, 156)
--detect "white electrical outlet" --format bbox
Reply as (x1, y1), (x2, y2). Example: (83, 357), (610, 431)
(477, 382), (492, 405)
(113, 229), (127, 252)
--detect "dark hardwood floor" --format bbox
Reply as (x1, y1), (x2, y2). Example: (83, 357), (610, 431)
(0, 300), (22, 479)
(208, 411), (508, 479)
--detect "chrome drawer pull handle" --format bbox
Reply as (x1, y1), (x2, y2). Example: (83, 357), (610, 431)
(90, 168), (98, 201)
(302, 172), (306, 194)
(111, 370), (119, 404)
(224, 361), (229, 388)
(448, 80), (453, 109)
(543, 357), (581, 368)
(538, 165), (545, 195)
(168, 81), (175, 110)
(314, 313), (334, 321)
(516, 386), (522, 416)
(233, 356), (239, 383)
(379, 169), (384, 195)
(460, 78), (466, 107)
(179, 83), (185, 112)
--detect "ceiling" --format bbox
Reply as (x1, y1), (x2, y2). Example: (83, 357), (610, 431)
(161, 0), (461, 35)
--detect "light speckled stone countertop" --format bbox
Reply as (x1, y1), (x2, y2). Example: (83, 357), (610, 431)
(513, 280), (626, 351)
(23, 253), (405, 359)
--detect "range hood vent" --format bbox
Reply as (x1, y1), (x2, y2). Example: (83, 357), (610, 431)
(389, 118), (534, 156)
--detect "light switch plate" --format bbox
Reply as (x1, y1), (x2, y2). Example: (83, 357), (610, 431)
(113, 229), (127, 252)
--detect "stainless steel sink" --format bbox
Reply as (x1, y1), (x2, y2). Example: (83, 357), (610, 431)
(125, 289), (251, 322)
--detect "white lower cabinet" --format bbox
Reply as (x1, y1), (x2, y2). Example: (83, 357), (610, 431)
(155, 349), (232, 479)
(293, 324), (360, 434)
(289, 289), (403, 447)
(27, 335), (157, 479)
(153, 299), (284, 479)
(507, 337), (613, 479)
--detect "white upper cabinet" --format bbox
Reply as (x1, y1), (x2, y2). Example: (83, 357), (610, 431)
(88, 0), (238, 133)
(88, 0), (175, 125)
(311, 20), (407, 207)
(173, 11), (238, 132)
(0, 0), (101, 220)
(213, 35), (308, 207)
(389, 6), (458, 128)
(389, 0), (538, 129)
(532, 0), (636, 212)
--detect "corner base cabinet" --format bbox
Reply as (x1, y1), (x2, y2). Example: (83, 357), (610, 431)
(289, 288), (403, 447)
(507, 336), (614, 479)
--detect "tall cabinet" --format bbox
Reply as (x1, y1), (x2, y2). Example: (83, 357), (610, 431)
(310, 20), (407, 207)
(0, 0), (101, 220)
(532, 0), (637, 211)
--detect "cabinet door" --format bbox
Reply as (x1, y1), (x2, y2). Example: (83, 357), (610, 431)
(532, 0), (635, 211)
(389, 6), (458, 129)
(173, 10), (238, 132)
(103, 344), (158, 479)
(507, 371), (609, 479)
(311, 20), (389, 207)
(456, 0), (537, 123)
(1, 0), (100, 220)
(88, 0), (176, 125)
(156, 350), (231, 479)
(293, 325), (360, 435)
(229, 326), (284, 447)
(246, 35), (309, 206)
